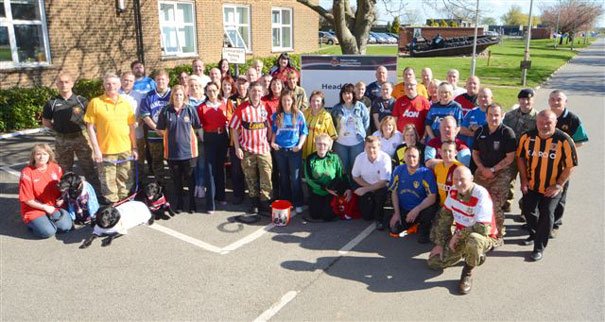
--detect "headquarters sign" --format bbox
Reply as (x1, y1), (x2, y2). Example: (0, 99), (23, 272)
(300, 55), (397, 108)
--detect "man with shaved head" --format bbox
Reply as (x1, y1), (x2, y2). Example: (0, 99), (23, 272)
(548, 90), (588, 236)
(459, 87), (493, 149)
(365, 65), (388, 103)
(454, 76), (480, 116)
(428, 165), (497, 295)
(517, 109), (578, 261)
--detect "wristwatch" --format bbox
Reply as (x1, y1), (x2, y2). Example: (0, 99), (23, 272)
(490, 167), (496, 173)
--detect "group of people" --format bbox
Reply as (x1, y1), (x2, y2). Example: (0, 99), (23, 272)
(19, 55), (587, 294)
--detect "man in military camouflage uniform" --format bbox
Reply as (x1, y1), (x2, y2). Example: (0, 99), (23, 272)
(42, 71), (100, 190)
(472, 104), (517, 246)
(229, 82), (273, 215)
(428, 166), (497, 295)
(502, 88), (537, 215)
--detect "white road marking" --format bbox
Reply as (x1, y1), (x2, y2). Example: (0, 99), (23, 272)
(0, 193), (18, 198)
(253, 290), (298, 322)
(147, 223), (223, 253)
(0, 166), (21, 178)
(221, 223), (275, 254)
(338, 222), (376, 254)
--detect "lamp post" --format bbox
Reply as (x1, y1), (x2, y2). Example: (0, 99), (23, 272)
(521, 0), (534, 86)
(470, 0), (480, 77)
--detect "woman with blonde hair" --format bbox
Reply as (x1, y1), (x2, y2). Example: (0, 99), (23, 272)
(393, 124), (426, 166)
(156, 85), (202, 213)
(302, 90), (337, 159)
(372, 116), (402, 158)
(18, 144), (73, 238)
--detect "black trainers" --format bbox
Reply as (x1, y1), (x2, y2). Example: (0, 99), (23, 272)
(521, 236), (534, 246)
(530, 251), (543, 261)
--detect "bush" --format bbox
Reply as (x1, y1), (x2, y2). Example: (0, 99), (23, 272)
(0, 86), (57, 132)
(73, 79), (103, 99)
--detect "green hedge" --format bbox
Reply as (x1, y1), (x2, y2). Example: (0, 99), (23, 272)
(0, 53), (301, 132)
(0, 86), (57, 132)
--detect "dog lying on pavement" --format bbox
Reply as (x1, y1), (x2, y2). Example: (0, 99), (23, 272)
(79, 201), (153, 248)
(138, 182), (176, 220)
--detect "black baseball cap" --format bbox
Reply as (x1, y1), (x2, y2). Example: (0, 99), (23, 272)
(518, 88), (535, 99)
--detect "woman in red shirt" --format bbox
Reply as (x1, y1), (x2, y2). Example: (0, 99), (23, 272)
(18, 144), (73, 238)
(261, 77), (283, 116)
(197, 82), (230, 213)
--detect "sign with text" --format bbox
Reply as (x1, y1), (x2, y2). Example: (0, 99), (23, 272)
(222, 47), (246, 64)
(300, 55), (397, 108)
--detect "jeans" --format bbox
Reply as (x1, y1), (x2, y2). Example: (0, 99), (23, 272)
(204, 132), (228, 210)
(275, 149), (304, 207)
(195, 141), (206, 191)
(333, 141), (364, 177)
(229, 146), (246, 200)
(27, 209), (73, 239)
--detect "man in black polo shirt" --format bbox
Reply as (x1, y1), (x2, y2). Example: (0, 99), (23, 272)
(517, 110), (578, 261)
(548, 90), (588, 236)
(471, 103), (517, 246)
(42, 71), (99, 190)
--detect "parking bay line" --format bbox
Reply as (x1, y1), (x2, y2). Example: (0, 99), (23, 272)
(147, 223), (224, 254)
(0, 165), (21, 178)
(254, 222), (376, 321)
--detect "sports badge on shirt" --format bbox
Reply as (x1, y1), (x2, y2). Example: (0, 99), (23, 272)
(183, 116), (190, 123)
(493, 141), (500, 151)
(413, 181), (420, 189)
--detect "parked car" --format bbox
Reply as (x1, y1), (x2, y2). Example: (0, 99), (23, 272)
(379, 32), (398, 44)
(367, 33), (377, 44)
(370, 32), (389, 44)
(387, 32), (399, 40)
(319, 31), (339, 45)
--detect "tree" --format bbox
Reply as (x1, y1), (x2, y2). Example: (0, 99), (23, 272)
(386, 21), (392, 32)
(391, 16), (400, 33)
(481, 17), (497, 26)
(501, 5), (527, 25)
(439, 19), (449, 27)
(297, 0), (378, 54)
(541, 0), (604, 35)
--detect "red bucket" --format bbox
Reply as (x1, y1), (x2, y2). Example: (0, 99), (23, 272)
(271, 200), (292, 226)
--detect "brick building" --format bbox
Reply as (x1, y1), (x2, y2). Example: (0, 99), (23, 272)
(0, 0), (319, 88)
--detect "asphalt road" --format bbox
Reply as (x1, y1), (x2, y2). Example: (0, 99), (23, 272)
(1, 39), (603, 321)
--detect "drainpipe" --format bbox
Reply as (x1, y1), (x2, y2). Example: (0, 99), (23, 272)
(133, 0), (145, 64)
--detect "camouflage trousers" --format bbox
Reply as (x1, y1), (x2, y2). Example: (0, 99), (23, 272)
(55, 131), (100, 190)
(428, 232), (495, 269)
(475, 166), (516, 238)
(97, 151), (133, 202)
(241, 151), (273, 201)
(147, 140), (167, 185)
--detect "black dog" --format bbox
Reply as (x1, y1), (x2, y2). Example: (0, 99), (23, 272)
(80, 202), (154, 249)
(58, 172), (92, 225)
(138, 182), (176, 220)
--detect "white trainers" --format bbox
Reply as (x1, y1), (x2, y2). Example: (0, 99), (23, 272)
(295, 207), (304, 214)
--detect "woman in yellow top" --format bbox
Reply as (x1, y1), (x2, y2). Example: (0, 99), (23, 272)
(302, 91), (337, 159)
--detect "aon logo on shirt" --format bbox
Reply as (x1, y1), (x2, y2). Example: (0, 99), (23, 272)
(403, 110), (420, 118)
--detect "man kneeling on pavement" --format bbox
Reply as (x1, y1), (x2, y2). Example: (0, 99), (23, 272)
(428, 166), (497, 295)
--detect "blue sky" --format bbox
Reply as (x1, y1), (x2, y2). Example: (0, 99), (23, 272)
(317, 0), (605, 28)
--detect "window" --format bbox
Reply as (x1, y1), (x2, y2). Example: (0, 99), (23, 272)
(0, 0), (51, 68)
(223, 4), (251, 52)
(271, 8), (292, 51)
(159, 1), (196, 56)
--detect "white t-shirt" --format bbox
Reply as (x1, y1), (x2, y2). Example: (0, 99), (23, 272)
(93, 201), (152, 236)
(372, 130), (402, 157)
(351, 151), (392, 185)
(444, 184), (497, 237)
(337, 108), (361, 146)
(120, 90), (144, 139)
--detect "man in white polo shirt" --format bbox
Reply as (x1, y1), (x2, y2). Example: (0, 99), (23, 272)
(351, 136), (392, 230)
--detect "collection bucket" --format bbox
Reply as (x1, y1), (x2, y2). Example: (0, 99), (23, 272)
(271, 200), (292, 226)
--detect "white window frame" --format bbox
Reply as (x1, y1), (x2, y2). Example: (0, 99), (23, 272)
(0, 0), (51, 69)
(158, 0), (197, 57)
(271, 7), (293, 52)
(223, 4), (251, 53)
